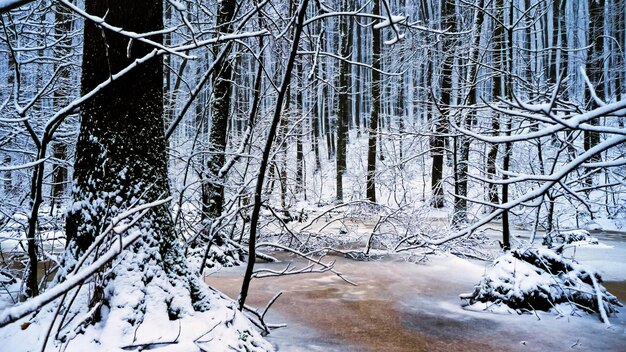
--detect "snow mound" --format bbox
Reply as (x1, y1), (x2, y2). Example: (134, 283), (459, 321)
(0, 277), (274, 352)
(544, 229), (598, 247)
(460, 247), (622, 321)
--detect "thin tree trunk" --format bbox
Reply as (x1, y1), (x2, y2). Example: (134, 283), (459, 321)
(203, 0), (237, 218)
(453, 0), (485, 225)
(295, 58), (304, 195)
(431, 0), (455, 208)
(584, 0), (605, 174)
(239, 0), (309, 309)
(501, 0), (515, 251)
(366, 0), (381, 203)
(486, 0), (504, 212)
(336, 0), (352, 202)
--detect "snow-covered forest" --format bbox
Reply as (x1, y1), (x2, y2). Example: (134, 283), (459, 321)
(0, 0), (625, 350)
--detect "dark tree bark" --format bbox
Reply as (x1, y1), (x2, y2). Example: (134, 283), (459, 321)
(64, 0), (209, 321)
(2, 155), (11, 194)
(366, 0), (381, 203)
(486, 0), (504, 211)
(452, 0), (485, 225)
(548, 0), (568, 84)
(336, 0), (352, 202)
(584, 0), (605, 169)
(501, 0), (515, 251)
(397, 76), (405, 165)
(296, 58), (305, 195)
(50, 3), (73, 209)
(354, 21), (362, 137)
(311, 32), (322, 172)
(239, 0), (309, 310)
(431, 0), (454, 208)
(203, 0), (237, 218)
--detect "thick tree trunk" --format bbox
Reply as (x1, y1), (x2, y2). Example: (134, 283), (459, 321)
(64, 0), (208, 324)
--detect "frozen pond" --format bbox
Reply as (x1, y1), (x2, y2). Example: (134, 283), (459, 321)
(206, 235), (626, 351)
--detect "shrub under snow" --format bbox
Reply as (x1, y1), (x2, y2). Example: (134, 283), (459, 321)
(543, 229), (599, 248)
(461, 247), (622, 322)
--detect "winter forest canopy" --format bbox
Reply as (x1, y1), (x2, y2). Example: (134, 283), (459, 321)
(0, 0), (625, 350)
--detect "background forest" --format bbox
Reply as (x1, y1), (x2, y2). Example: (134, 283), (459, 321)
(0, 0), (625, 350)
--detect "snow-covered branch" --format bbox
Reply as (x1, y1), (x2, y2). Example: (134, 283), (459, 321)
(0, 197), (172, 328)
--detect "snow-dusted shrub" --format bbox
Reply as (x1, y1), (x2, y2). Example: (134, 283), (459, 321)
(543, 229), (598, 247)
(188, 231), (244, 272)
(461, 247), (621, 319)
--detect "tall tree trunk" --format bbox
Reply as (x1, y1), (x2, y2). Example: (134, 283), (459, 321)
(500, 0), (515, 251)
(239, 0), (309, 310)
(295, 58), (304, 195)
(431, 0), (455, 208)
(547, 0), (569, 86)
(486, 0), (504, 211)
(584, 0), (605, 173)
(203, 0), (237, 218)
(164, 1), (173, 125)
(453, 0), (485, 225)
(50, 2), (73, 212)
(312, 30), (322, 172)
(355, 22), (362, 137)
(366, 0), (381, 203)
(64, 0), (212, 325)
(336, 0), (352, 202)
(397, 77), (405, 165)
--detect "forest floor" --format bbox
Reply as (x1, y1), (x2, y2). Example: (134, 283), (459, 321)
(1, 210), (626, 351)
(206, 223), (626, 352)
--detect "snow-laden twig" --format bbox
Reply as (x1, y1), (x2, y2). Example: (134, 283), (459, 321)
(0, 157), (47, 171)
(428, 134), (626, 246)
(0, 0), (32, 13)
(60, 0), (189, 59)
(590, 272), (611, 326)
(453, 98), (626, 144)
(254, 242), (357, 286)
(580, 67), (607, 108)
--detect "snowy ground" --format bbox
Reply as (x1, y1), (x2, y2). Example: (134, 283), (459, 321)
(4, 206), (624, 351)
(2, 128), (625, 350)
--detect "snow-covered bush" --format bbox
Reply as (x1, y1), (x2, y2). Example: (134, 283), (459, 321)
(461, 247), (621, 321)
(543, 229), (598, 248)
(187, 232), (244, 273)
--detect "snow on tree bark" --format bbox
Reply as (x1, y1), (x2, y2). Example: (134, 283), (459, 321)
(366, 0), (381, 203)
(55, 0), (271, 349)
